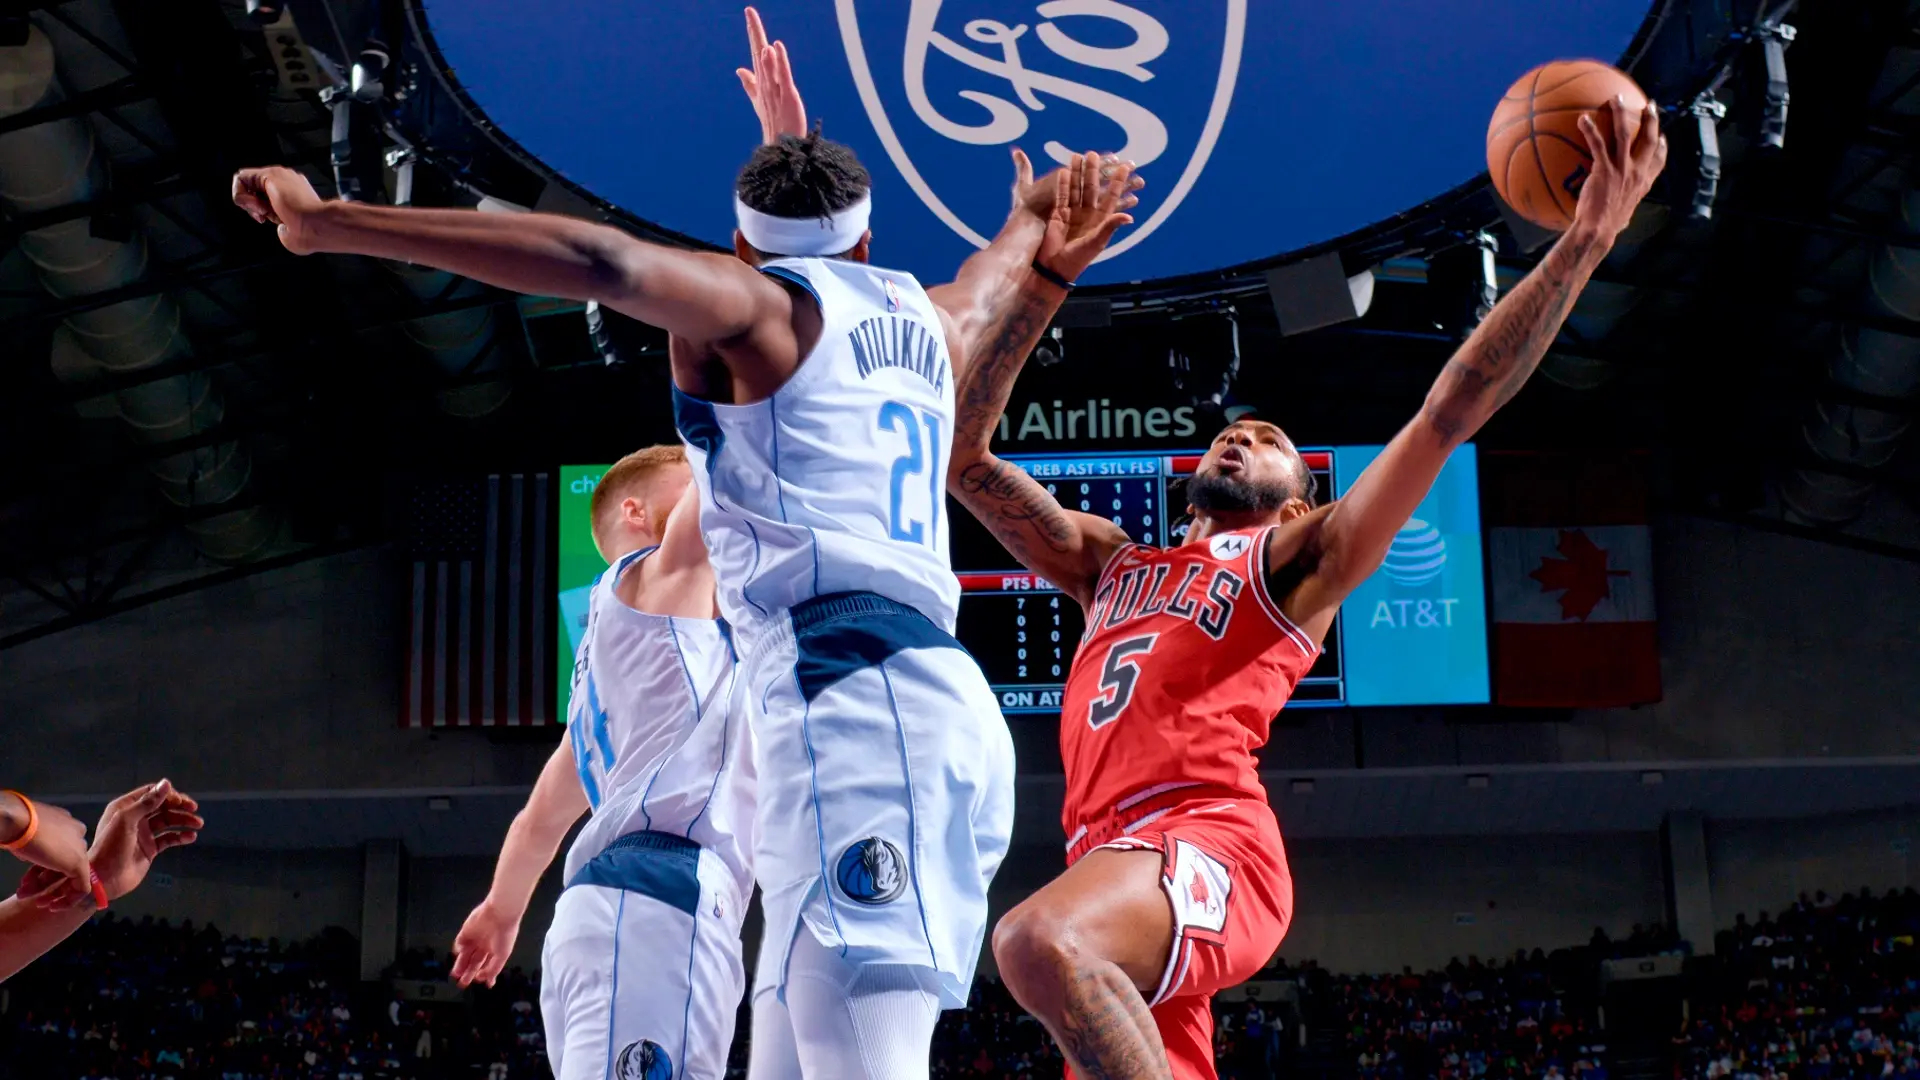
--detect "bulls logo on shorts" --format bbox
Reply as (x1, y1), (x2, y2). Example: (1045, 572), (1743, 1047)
(836, 837), (907, 905)
(614, 1039), (672, 1080)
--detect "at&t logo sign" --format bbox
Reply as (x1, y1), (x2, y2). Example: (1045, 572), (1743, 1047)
(1369, 518), (1460, 630)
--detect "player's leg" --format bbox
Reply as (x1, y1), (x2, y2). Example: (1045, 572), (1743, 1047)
(781, 925), (945, 1080)
(543, 846), (747, 1080)
(1150, 993), (1223, 1080)
(992, 846), (1178, 1080)
(747, 983), (804, 1080)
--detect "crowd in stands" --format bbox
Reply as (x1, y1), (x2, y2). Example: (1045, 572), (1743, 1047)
(0, 915), (546, 1080)
(6, 887), (1915, 1079)
(1679, 888), (1920, 1080)
(1315, 950), (1611, 1080)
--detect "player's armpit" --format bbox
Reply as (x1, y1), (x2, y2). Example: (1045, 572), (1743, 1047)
(650, 479), (708, 578)
(1272, 426), (1451, 635)
(949, 454), (1128, 609)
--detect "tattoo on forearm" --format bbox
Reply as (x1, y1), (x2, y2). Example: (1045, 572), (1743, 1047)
(954, 286), (1056, 451)
(1051, 964), (1172, 1080)
(955, 459), (1076, 557)
(1420, 231), (1600, 445)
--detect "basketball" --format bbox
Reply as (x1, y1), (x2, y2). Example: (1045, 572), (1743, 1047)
(1488, 60), (1648, 230)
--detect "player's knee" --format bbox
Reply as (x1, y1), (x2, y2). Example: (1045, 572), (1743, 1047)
(992, 902), (1079, 1007)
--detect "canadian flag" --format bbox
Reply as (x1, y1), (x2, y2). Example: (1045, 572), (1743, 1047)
(1485, 451), (1661, 708)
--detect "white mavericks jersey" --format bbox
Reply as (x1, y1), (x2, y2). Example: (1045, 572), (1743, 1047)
(673, 257), (960, 632)
(562, 547), (750, 891)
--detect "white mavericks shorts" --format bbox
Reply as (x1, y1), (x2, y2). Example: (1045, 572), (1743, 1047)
(737, 591), (1016, 1010)
(540, 832), (747, 1080)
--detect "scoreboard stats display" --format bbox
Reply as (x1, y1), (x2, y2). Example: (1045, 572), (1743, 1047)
(949, 445), (1490, 714)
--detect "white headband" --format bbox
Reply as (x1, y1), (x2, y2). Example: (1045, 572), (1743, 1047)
(734, 193), (871, 256)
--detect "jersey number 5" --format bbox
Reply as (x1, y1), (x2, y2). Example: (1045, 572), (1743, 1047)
(879, 400), (942, 547)
(1087, 633), (1159, 730)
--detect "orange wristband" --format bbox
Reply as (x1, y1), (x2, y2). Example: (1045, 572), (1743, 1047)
(0, 791), (38, 852)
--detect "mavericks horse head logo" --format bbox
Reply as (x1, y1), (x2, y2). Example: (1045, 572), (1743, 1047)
(837, 837), (908, 904)
(836, 0), (1247, 268)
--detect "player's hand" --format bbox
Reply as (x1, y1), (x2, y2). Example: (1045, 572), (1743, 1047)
(1572, 96), (1666, 242)
(4, 793), (92, 900)
(232, 166), (326, 255)
(736, 7), (806, 144)
(1008, 148), (1064, 218)
(1036, 151), (1141, 284)
(451, 899), (520, 988)
(18, 781), (200, 910)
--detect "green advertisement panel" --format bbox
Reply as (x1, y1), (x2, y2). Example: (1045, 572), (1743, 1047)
(557, 463), (612, 721)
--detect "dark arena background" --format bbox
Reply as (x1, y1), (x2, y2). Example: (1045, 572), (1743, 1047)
(2, 0), (1919, 1078)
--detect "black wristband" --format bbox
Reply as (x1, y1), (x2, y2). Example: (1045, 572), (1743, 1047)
(1030, 258), (1075, 291)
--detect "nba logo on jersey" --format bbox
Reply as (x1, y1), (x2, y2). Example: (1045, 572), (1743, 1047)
(883, 278), (902, 312)
(1209, 534), (1252, 560)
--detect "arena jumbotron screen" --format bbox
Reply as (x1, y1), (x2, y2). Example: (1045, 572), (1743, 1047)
(558, 446), (1488, 719)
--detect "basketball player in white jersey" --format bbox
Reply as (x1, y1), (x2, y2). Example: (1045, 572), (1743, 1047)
(447, 446), (752, 1080)
(231, 83), (1139, 1080)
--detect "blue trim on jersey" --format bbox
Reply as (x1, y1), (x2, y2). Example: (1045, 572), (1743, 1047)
(678, 886), (700, 1077)
(567, 830), (702, 917)
(739, 518), (770, 617)
(791, 667), (846, 951)
(790, 591), (963, 703)
(761, 265), (822, 309)
(769, 396), (791, 524)
(671, 388), (726, 504)
(879, 663), (940, 971)
(684, 666), (734, 841)
(605, 890), (627, 1079)
(636, 615), (704, 831)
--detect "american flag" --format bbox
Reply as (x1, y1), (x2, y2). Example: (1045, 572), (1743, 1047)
(403, 473), (551, 727)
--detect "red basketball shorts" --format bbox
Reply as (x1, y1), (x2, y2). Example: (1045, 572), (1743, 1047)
(1070, 797), (1294, 1080)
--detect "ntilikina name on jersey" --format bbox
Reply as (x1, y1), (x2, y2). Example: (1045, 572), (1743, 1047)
(850, 315), (948, 393)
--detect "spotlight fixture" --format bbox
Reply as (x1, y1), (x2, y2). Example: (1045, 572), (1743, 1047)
(1689, 94), (1726, 221)
(1756, 19), (1796, 150)
(1032, 326), (1065, 368)
(1469, 231), (1498, 330)
(244, 0), (282, 25)
(585, 301), (623, 369)
(385, 147), (418, 207)
(351, 42), (390, 103)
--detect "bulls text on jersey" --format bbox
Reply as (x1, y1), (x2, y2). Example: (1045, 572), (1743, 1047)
(1087, 558), (1246, 643)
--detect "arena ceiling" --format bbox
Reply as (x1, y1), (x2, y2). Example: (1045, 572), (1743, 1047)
(0, 0), (1915, 653)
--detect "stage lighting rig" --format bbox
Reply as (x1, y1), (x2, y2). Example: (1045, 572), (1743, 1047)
(1757, 18), (1796, 151)
(1032, 326), (1065, 368)
(1689, 94), (1726, 221)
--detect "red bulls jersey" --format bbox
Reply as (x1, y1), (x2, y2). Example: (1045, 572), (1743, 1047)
(1060, 527), (1320, 838)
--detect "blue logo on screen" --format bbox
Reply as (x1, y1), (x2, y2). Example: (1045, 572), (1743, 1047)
(422, 1), (1652, 285)
(1382, 519), (1447, 587)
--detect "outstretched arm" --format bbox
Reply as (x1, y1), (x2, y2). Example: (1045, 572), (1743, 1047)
(232, 167), (796, 355)
(1277, 97), (1667, 637)
(947, 154), (1141, 608)
(451, 741), (588, 988)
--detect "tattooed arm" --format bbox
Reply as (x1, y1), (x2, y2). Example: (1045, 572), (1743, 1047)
(946, 154), (1141, 609)
(1276, 96), (1667, 637)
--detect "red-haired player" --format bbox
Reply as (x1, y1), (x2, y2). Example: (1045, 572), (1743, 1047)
(948, 97), (1666, 1078)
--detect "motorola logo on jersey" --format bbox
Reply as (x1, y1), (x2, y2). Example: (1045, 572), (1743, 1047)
(1208, 534), (1252, 560)
(837, 837), (908, 905)
(614, 1039), (673, 1080)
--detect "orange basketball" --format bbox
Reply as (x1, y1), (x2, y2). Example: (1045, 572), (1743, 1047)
(1488, 60), (1646, 231)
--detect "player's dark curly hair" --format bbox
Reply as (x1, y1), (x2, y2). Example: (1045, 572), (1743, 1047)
(735, 129), (871, 248)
